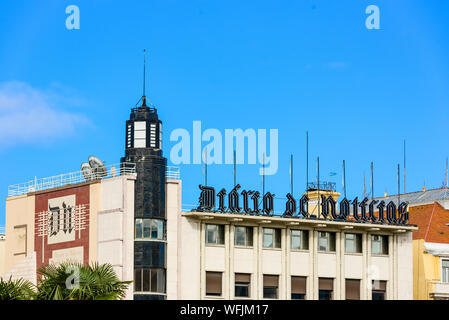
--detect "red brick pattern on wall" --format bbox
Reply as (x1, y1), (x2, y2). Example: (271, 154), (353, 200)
(34, 185), (90, 273)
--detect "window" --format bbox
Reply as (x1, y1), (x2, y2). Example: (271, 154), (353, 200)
(319, 278), (334, 300)
(371, 235), (389, 255)
(318, 232), (336, 252)
(206, 272), (222, 296)
(150, 123), (156, 148)
(13, 225), (27, 256)
(234, 226), (253, 247)
(263, 228), (281, 249)
(291, 276), (306, 300)
(134, 121), (146, 148)
(372, 280), (386, 300)
(235, 273), (251, 298)
(134, 268), (165, 293)
(442, 259), (449, 283)
(135, 218), (165, 240)
(263, 275), (279, 299)
(206, 224), (225, 245)
(291, 230), (309, 250)
(345, 279), (360, 300)
(345, 233), (362, 253)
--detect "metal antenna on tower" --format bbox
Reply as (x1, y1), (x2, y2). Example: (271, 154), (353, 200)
(306, 131), (309, 193)
(371, 162), (374, 200)
(290, 154), (294, 195)
(233, 150), (236, 187)
(342, 160), (347, 198)
(403, 140), (406, 194)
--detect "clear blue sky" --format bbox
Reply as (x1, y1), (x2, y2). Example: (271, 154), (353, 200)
(1, 0), (449, 223)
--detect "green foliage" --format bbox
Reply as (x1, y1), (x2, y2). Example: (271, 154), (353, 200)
(36, 261), (131, 300)
(0, 276), (36, 300)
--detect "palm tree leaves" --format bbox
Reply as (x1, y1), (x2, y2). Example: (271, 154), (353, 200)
(35, 261), (131, 300)
(0, 277), (36, 300)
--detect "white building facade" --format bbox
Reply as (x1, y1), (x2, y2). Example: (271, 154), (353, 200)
(166, 179), (416, 300)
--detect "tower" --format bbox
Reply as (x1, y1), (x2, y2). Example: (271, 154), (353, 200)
(121, 51), (167, 300)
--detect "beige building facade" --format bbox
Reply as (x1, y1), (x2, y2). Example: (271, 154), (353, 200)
(3, 166), (136, 299)
(166, 179), (417, 300)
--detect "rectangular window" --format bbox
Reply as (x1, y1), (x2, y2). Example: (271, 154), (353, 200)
(206, 224), (225, 245)
(134, 268), (165, 293)
(371, 235), (389, 255)
(318, 231), (336, 252)
(291, 276), (306, 300)
(319, 278), (334, 300)
(206, 272), (222, 296)
(135, 219), (165, 240)
(345, 279), (360, 300)
(372, 280), (387, 300)
(13, 225), (27, 255)
(291, 229), (309, 250)
(234, 226), (253, 247)
(134, 268), (142, 292)
(234, 273), (251, 298)
(134, 121), (146, 148)
(263, 275), (279, 299)
(263, 228), (281, 249)
(442, 259), (449, 283)
(345, 233), (362, 253)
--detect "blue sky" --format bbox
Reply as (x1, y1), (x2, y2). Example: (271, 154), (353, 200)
(1, 0), (449, 222)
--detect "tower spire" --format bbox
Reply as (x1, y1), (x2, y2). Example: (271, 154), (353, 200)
(142, 49), (147, 107)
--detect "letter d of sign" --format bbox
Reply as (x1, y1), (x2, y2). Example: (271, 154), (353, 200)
(284, 193), (296, 216)
(197, 185), (216, 211)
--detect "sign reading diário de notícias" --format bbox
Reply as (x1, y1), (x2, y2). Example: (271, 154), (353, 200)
(196, 184), (409, 225)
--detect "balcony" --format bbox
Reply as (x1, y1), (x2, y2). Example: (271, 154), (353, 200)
(429, 281), (449, 300)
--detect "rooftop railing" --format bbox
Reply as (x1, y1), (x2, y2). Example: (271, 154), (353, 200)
(8, 163), (182, 197)
(8, 162), (137, 197)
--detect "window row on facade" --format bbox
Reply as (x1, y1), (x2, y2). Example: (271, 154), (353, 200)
(206, 224), (389, 255)
(206, 271), (387, 300)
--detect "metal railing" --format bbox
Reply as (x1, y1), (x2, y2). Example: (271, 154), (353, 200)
(8, 162), (137, 197)
(307, 181), (336, 192)
(166, 166), (181, 180)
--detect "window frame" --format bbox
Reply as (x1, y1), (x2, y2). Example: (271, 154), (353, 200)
(135, 218), (166, 240)
(317, 231), (336, 252)
(234, 273), (251, 298)
(234, 226), (254, 247)
(290, 229), (309, 251)
(263, 228), (281, 249)
(205, 271), (223, 297)
(441, 258), (449, 283)
(205, 224), (225, 246)
(134, 268), (166, 294)
(344, 233), (363, 254)
(371, 234), (389, 255)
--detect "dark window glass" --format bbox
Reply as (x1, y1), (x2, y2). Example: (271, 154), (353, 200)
(263, 275), (278, 299)
(372, 291), (385, 300)
(291, 293), (306, 300)
(235, 273), (251, 298)
(142, 269), (150, 292)
(319, 290), (332, 300)
(134, 268), (142, 292)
